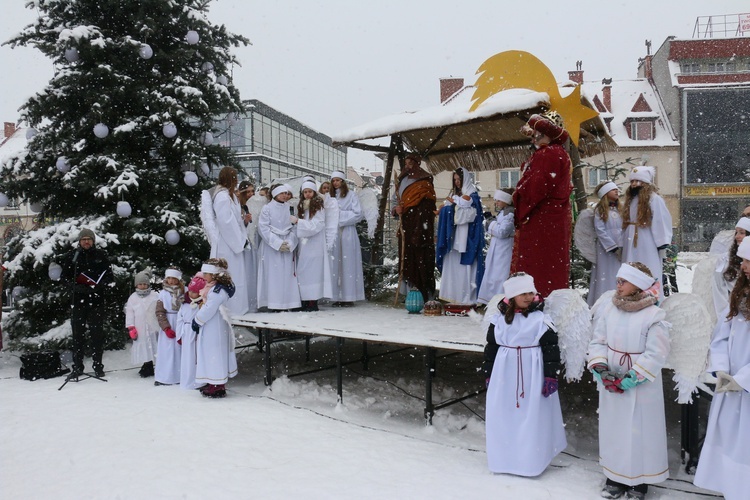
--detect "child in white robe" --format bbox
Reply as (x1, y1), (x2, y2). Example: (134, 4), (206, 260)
(154, 268), (184, 386)
(330, 171), (365, 305)
(477, 189), (514, 305)
(257, 183), (302, 311)
(710, 217), (749, 319)
(694, 238), (750, 500)
(193, 259), (238, 398)
(482, 273), (567, 476)
(587, 262), (670, 499)
(296, 181), (329, 311)
(620, 166), (673, 301)
(176, 273), (205, 390)
(125, 269), (160, 378)
(587, 181), (623, 306)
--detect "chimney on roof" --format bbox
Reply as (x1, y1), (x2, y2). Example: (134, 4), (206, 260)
(568, 60), (584, 84)
(602, 78), (612, 112)
(439, 77), (464, 103)
(3, 122), (16, 139)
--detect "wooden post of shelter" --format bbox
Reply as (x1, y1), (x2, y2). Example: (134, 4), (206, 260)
(371, 134), (402, 266)
(568, 140), (588, 214)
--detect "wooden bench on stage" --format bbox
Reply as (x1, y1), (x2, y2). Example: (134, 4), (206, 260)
(231, 303), (486, 422)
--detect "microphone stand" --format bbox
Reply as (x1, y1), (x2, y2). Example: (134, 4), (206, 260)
(59, 247), (107, 390)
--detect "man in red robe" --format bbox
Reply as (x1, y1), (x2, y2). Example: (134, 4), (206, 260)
(392, 154), (437, 301)
(511, 112), (572, 297)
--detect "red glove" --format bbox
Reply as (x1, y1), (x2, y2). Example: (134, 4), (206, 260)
(603, 377), (624, 393)
(164, 327), (176, 339)
(542, 377), (558, 397)
(128, 327), (138, 340)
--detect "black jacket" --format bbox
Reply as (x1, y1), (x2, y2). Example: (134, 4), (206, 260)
(60, 245), (113, 305)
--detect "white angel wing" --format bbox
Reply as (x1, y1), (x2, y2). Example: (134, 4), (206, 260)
(200, 188), (219, 247)
(662, 293), (713, 404)
(481, 293), (505, 337)
(573, 208), (597, 264)
(545, 289), (593, 382)
(247, 194), (268, 249)
(323, 194), (339, 251)
(689, 255), (720, 327)
(357, 187), (379, 239)
(709, 229), (735, 256)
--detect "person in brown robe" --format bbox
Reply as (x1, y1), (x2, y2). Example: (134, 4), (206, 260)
(392, 154), (437, 301)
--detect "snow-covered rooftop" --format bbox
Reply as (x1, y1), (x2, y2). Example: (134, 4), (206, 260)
(0, 127), (28, 164)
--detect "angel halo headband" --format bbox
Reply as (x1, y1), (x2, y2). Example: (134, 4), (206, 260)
(596, 181), (618, 199)
(271, 184), (292, 198)
(200, 264), (226, 275)
(164, 269), (182, 280)
(616, 263), (655, 291)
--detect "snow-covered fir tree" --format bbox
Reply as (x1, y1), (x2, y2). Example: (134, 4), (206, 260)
(1, 0), (249, 350)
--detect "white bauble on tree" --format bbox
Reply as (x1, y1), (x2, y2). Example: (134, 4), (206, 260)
(216, 75), (228, 86)
(0, 193), (8, 207)
(116, 201), (132, 218)
(56, 156), (70, 173)
(201, 61), (214, 73)
(64, 47), (79, 62)
(25, 128), (38, 140)
(139, 44), (154, 59)
(183, 171), (198, 186)
(29, 202), (43, 213)
(202, 131), (214, 146)
(162, 122), (177, 138)
(11, 287), (27, 301)
(93, 123), (109, 138)
(185, 30), (199, 45)
(165, 229), (180, 245)
(48, 263), (63, 281)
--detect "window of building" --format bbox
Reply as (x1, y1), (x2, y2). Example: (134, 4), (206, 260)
(587, 168), (609, 188)
(680, 63), (701, 74)
(499, 169), (520, 188)
(708, 62), (725, 73)
(630, 121), (654, 141)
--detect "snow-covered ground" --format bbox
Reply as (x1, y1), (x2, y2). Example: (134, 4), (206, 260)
(0, 255), (721, 499)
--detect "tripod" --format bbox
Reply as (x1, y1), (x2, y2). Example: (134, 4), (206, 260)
(58, 369), (107, 390)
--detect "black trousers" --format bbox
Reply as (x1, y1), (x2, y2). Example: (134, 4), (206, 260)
(71, 298), (105, 372)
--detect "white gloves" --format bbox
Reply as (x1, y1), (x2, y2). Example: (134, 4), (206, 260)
(279, 241), (290, 253)
(290, 215), (298, 224)
(715, 371), (743, 393)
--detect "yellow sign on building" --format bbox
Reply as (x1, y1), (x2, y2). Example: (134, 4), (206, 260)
(685, 185), (750, 197)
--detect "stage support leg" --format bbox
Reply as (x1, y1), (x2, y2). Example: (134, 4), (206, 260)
(361, 342), (369, 371)
(424, 347), (436, 424)
(336, 337), (343, 403)
(263, 329), (273, 386)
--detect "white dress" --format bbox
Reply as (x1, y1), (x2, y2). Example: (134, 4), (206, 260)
(257, 199), (302, 310)
(194, 285), (238, 386)
(711, 254), (736, 320)
(694, 309), (750, 500)
(587, 301), (671, 486)
(330, 191), (365, 302)
(154, 289), (182, 385)
(477, 210), (514, 304)
(125, 291), (160, 365)
(621, 193), (672, 300)
(296, 205), (330, 301)
(438, 195), (480, 304)
(485, 311), (567, 476)
(213, 187), (250, 315)
(587, 207), (623, 306)
(242, 201), (258, 313)
(175, 301), (200, 390)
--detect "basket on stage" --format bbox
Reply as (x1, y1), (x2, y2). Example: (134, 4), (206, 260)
(443, 303), (473, 317)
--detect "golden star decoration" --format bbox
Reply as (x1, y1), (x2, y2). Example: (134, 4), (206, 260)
(469, 50), (599, 146)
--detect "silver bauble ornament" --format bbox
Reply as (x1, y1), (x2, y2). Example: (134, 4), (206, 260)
(25, 128), (38, 140)
(29, 202), (43, 213)
(183, 171), (199, 187)
(93, 123), (109, 138)
(216, 75), (228, 86)
(116, 201), (132, 218)
(0, 193), (8, 208)
(56, 156), (71, 173)
(185, 30), (199, 45)
(64, 48), (79, 62)
(165, 229), (180, 245)
(201, 61), (214, 73)
(162, 122), (177, 138)
(139, 44), (154, 59)
(202, 131), (214, 146)
(48, 262), (63, 281)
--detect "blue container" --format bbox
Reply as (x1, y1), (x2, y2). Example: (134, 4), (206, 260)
(405, 289), (424, 314)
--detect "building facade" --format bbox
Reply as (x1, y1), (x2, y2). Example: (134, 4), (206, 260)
(213, 99), (347, 186)
(641, 23), (750, 250)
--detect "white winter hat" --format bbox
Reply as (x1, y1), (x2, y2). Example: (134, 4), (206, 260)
(301, 181), (317, 192)
(493, 189), (513, 205)
(503, 274), (536, 300)
(596, 181), (619, 199)
(735, 217), (750, 234)
(164, 268), (182, 280)
(271, 184), (292, 198)
(629, 166), (656, 184)
(737, 238), (750, 260)
(616, 263), (656, 291)
(331, 170), (346, 181)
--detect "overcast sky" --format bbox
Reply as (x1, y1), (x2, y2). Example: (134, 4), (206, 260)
(1, 1), (748, 170)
